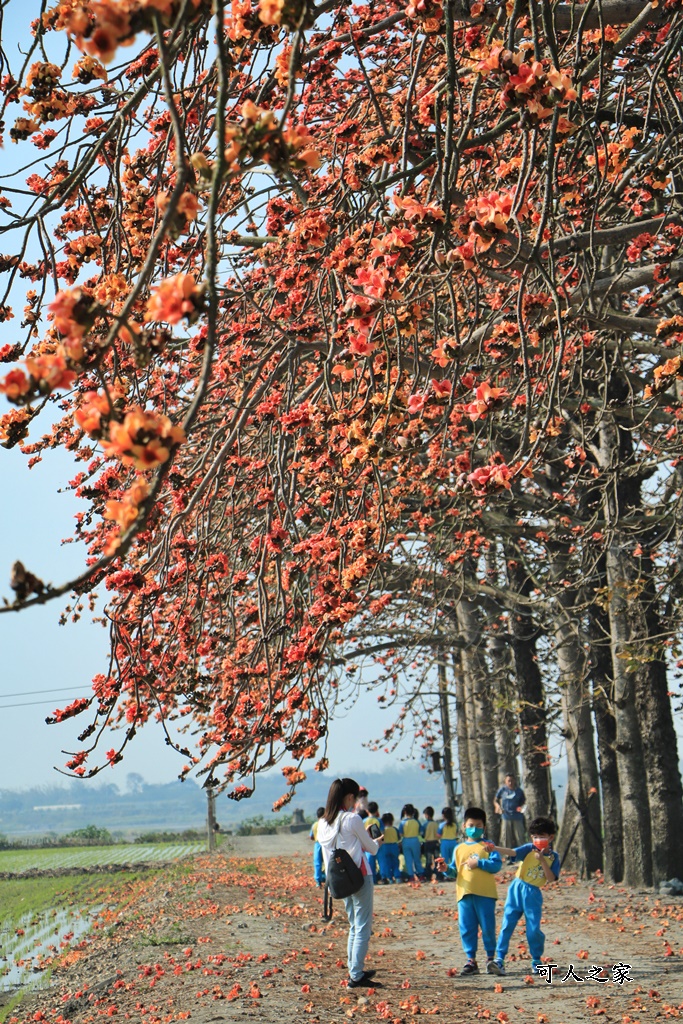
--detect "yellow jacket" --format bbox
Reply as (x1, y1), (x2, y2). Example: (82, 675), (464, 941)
(454, 841), (499, 901)
(423, 820), (439, 841)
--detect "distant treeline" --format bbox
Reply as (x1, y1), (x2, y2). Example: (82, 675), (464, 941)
(0, 824), (207, 849)
(0, 777), (209, 838)
(0, 767), (467, 838)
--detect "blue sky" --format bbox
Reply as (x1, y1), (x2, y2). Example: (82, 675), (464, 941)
(0, 444), (185, 787)
(3, 0), (666, 802)
(0, 441), (422, 790)
(0, 1), (426, 792)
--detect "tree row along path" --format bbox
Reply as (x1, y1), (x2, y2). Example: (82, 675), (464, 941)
(11, 852), (683, 1024)
(3, 0), (683, 894)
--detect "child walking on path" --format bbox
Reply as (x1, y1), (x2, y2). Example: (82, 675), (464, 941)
(377, 813), (401, 883)
(447, 806), (502, 975)
(364, 802), (382, 882)
(487, 815), (560, 977)
(438, 806), (458, 870)
(309, 807), (326, 887)
(421, 806), (440, 879)
(399, 804), (425, 881)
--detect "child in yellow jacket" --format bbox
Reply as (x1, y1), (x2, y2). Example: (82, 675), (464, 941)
(440, 806), (502, 976)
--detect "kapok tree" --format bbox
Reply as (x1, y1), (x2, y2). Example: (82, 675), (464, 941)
(2, 0), (683, 882)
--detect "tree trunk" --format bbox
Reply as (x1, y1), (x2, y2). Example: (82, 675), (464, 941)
(437, 652), (458, 814)
(598, 380), (683, 884)
(483, 552), (518, 843)
(489, 636), (516, 843)
(457, 595), (499, 826)
(484, 551), (519, 785)
(588, 590), (624, 883)
(505, 555), (553, 818)
(207, 788), (217, 853)
(637, 588), (683, 882)
(486, 613), (517, 844)
(452, 648), (474, 811)
(463, 647), (484, 809)
(599, 411), (653, 887)
(488, 620), (519, 776)
(549, 565), (603, 876)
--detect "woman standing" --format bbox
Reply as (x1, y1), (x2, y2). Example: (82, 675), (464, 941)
(317, 777), (384, 988)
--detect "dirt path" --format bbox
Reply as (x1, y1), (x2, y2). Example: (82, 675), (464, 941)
(10, 846), (683, 1024)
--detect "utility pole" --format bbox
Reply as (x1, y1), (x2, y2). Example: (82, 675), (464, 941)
(207, 788), (217, 852)
(438, 652), (458, 812)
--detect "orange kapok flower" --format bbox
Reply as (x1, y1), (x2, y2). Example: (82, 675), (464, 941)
(0, 368), (31, 401)
(25, 352), (76, 392)
(145, 273), (202, 325)
(258, 0), (285, 24)
(103, 477), (150, 554)
(104, 477), (150, 530)
(0, 407), (32, 446)
(48, 287), (96, 342)
(156, 190), (201, 222)
(101, 407), (185, 470)
(75, 390), (118, 437)
(465, 381), (509, 420)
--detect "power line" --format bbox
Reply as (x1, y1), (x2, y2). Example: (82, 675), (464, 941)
(0, 697), (92, 710)
(0, 687), (93, 710)
(0, 685), (92, 699)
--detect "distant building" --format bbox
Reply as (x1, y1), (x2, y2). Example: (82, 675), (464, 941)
(33, 804), (82, 812)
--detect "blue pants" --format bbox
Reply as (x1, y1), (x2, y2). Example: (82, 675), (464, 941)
(366, 852), (380, 882)
(424, 840), (439, 877)
(344, 874), (374, 980)
(377, 843), (401, 881)
(458, 893), (497, 961)
(402, 836), (424, 877)
(496, 877), (545, 966)
(440, 839), (457, 867)
(313, 841), (325, 885)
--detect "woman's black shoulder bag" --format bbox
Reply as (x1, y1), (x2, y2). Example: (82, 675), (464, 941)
(326, 813), (364, 900)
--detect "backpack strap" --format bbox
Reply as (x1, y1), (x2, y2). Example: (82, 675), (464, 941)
(332, 810), (346, 848)
(322, 813), (345, 916)
(322, 882), (333, 921)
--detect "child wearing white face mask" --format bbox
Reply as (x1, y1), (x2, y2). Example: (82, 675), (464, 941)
(487, 816), (560, 977)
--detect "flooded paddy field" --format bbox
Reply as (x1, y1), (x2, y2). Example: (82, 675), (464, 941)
(0, 843), (204, 1019)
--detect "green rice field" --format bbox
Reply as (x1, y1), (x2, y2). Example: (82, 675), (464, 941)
(0, 841), (204, 873)
(0, 843), (204, 1017)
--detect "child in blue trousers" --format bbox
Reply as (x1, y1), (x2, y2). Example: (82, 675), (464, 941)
(377, 813), (401, 882)
(309, 807), (326, 887)
(440, 806), (502, 975)
(399, 803), (425, 881)
(364, 801), (382, 882)
(487, 815), (560, 976)
(421, 806), (440, 879)
(438, 806), (458, 871)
